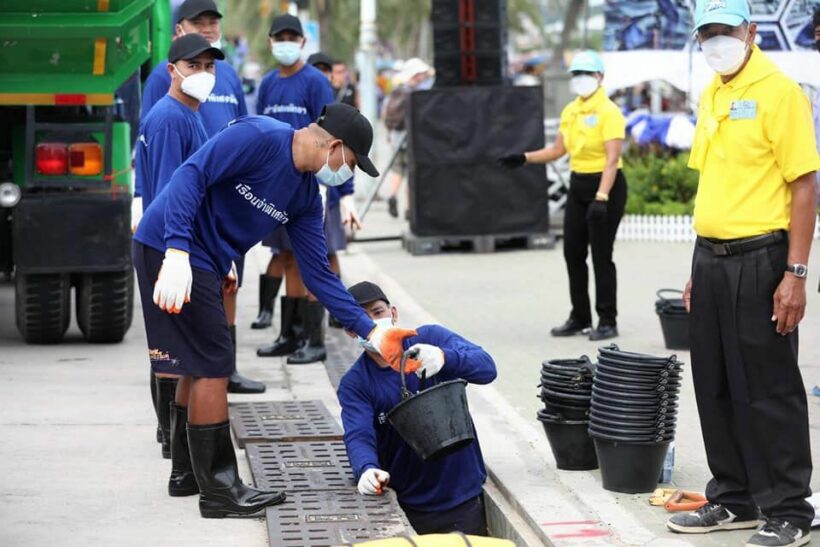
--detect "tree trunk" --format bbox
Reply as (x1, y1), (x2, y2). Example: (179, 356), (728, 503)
(552, 0), (585, 69)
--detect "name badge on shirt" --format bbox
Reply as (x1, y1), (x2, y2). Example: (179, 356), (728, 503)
(729, 100), (757, 120)
(585, 114), (598, 127)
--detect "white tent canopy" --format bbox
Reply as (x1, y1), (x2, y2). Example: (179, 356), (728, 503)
(599, 50), (820, 104)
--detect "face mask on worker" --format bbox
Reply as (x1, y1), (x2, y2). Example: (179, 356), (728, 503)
(272, 41), (301, 66)
(174, 66), (215, 102)
(315, 145), (353, 187)
(357, 317), (395, 351)
(700, 31), (749, 75)
(569, 75), (599, 98)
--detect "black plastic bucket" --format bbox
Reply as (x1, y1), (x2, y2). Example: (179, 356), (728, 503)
(537, 413), (598, 471)
(593, 438), (671, 493)
(387, 349), (475, 461)
(655, 289), (690, 350)
(542, 400), (590, 420)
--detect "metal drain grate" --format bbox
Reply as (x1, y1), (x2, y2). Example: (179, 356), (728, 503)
(229, 400), (343, 447)
(246, 441), (355, 491)
(266, 490), (412, 547)
(324, 329), (362, 389)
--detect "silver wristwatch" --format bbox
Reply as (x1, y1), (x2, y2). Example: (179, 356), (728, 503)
(786, 264), (808, 278)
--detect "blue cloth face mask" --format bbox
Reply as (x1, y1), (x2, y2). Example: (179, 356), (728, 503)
(272, 41), (301, 66)
(316, 145), (354, 187)
(357, 317), (394, 352)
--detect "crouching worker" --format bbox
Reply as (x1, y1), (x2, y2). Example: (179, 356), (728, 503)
(338, 281), (497, 536)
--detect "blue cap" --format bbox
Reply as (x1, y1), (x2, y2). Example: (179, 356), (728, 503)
(694, 0), (751, 30)
(568, 50), (605, 74)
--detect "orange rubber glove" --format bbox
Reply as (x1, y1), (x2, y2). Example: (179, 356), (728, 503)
(367, 326), (418, 372)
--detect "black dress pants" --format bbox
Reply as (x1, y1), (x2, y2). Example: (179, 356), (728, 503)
(690, 237), (813, 528)
(563, 170), (627, 326)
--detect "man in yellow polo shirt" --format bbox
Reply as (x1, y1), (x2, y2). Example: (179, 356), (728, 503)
(666, 1), (820, 546)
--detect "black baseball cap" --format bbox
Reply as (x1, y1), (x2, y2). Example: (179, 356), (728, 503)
(348, 282), (390, 306)
(307, 52), (333, 71)
(317, 103), (379, 177)
(177, 0), (222, 22)
(169, 33), (225, 63)
(269, 14), (303, 37)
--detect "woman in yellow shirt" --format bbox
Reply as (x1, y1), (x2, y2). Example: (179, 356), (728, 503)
(500, 50), (627, 341)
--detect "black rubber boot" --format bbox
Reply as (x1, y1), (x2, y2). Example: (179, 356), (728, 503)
(151, 371), (162, 443)
(187, 421), (286, 518)
(168, 403), (199, 497)
(227, 325), (266, 394)
(257, 296), (304, 357)
(287, 301), (327, 365)
(250, 275), (282, 329)
(156, 377), (178, 459)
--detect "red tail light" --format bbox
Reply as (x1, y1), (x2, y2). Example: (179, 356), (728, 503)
(35, 143), (69, 175)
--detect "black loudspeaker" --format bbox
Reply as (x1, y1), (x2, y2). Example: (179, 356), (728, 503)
(406, 86), (548, 237)
(432, 0), (507, 86)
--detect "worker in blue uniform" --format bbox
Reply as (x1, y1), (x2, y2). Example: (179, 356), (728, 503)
(338, 281), (497, 536)
(133, 103), (416, 519)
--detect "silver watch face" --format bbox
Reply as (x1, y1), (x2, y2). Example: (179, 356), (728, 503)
(791, 264), (808, 278)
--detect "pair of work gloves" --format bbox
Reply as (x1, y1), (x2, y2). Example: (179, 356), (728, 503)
(496, 153), (608, 223)
(152, 250), (445, 375)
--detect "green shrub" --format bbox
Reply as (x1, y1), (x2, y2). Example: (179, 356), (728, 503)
(622, 150), (699, 215)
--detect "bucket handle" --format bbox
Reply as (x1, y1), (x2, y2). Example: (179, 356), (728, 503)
(399, 347), (421, 400)
(656, 288), (684, 301)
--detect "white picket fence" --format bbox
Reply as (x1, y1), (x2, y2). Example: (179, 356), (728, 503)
(616, 214), (820, 242)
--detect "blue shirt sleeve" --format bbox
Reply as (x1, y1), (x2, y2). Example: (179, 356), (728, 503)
(338, 370), (382, 479)
(163, 122), (269, 252)
(286, 198), (375, 338)
(148, 128), (187, 198)
(416, 326), (497, 385)
(140, 65), (170, 121)
(255, 76), (268, 116)
(310, 74), (335, 121)
(228, 67), (248, 117)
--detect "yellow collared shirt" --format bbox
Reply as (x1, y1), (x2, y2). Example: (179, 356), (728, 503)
(690, 46), (820, 239)
(558, 87), (625, 174)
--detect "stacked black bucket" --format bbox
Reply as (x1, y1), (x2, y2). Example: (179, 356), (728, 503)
(589, 344), (682, 493)
(536, 356), (598, 470)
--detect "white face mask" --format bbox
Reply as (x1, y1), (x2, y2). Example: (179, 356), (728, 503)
(272, 41), (301, 66)
(358, 317), (395, 351)
(700, 33), (749, 75)
(174, 66), (215, 102)
(315, 146), (354, 187)
(569, 75), (599, 98)
(210, 36), (222, 49)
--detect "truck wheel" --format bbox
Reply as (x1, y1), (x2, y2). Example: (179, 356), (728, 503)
(76, 271), (134, 343)
(15, 273), (71, 344)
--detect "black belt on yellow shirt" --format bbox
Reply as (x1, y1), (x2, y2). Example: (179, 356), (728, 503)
(696, 230), (785, 257)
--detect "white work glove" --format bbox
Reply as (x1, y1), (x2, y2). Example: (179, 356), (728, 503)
(358, 468), (390, 496)
(408, 343), (445, 378)
(152, 249), (192, 314)
(131, 196), (143, 234)
(340, 194), (362, 231)
(222, 261), (238, 295)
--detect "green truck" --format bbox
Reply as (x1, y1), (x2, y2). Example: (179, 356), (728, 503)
(0, 0), (171, 343)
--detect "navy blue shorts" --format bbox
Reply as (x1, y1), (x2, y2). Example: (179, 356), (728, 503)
(262, 203), (346, 254)
(133, 241), (233, 378)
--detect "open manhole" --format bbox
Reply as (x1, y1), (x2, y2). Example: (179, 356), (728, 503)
(229, 400), (343, 447)
(266, 490), (412, 546)
(246, 441), (355, 492)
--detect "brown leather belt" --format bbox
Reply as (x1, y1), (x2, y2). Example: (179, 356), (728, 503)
(696, 230), (785, 257)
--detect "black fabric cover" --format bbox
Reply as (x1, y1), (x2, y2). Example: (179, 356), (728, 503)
(406, 85), (548, 237)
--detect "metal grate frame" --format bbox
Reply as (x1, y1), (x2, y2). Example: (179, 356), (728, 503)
(246, 441), (355, 492)
(229, 400), (343, 448)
